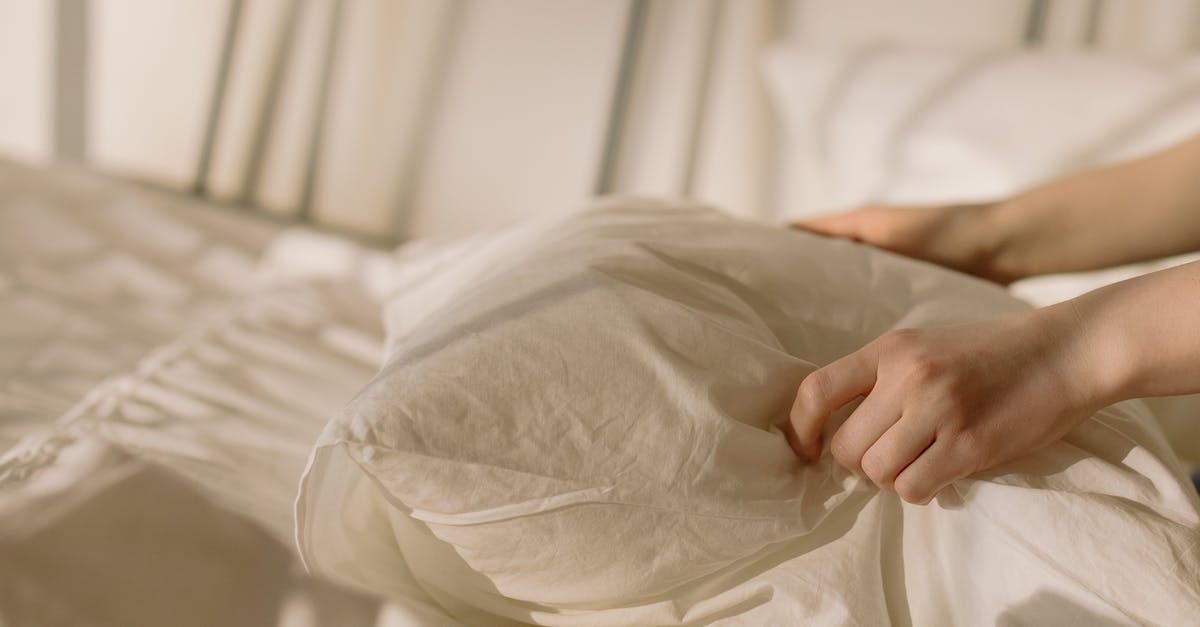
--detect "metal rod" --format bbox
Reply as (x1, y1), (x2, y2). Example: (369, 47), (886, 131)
(681, 0), (723, 197)
(593, 0), (649, 196)
(1024, 0), (1051, 45)
(193, 0), (245, 196)
(238, 0), (305, 204)
(53, 0), (89, 163)
(296, 0), (347, 220)
(1084, 0), (1105, 47)
(390, 0), (466, 242)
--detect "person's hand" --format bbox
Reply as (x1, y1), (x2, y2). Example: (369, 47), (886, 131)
(798, 134), (1200, 281)
(784, 304), (1108, 505)
(794, 203), (1018, 284)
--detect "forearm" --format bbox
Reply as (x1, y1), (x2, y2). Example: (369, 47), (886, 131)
(1040, 260), (1200, 406)
(986, 134), (1200, 280)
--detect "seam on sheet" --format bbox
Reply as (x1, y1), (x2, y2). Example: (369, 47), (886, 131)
(324, 442), (862, 616)
(327, 440), (863, 526)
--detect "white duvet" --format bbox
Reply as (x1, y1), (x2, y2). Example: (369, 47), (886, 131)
(298, 201), (1200, 625)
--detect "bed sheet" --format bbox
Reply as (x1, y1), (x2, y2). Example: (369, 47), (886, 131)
(0, 162), (440, 626)
(0, 275), (393, 626)
(300, 203), (1200, 625)
(4, 159), (1196, 624)
(0, 160), (282, 451)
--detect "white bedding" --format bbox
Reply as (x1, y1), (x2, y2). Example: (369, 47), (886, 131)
(0, 162), (396, 626)
(3, 162), (1199, 625)
(0, 162), (281, 450)
(299, 202), (1200, 625)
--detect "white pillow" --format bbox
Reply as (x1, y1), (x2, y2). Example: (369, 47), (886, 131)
(763, 46), (1200, 217)
(297, 201), (1200, 624)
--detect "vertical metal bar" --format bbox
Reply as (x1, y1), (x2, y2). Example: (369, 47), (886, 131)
(770, 0), (794, 41)
(390, 0), (465, 242)
(1083, 0), (1105, 46)
(592, 0), (648, 196)
(239, 0), (305, 204)
(763, 0), (796, 220)
(1024, 0), (1051, 45)
(296, 0), (346, 221)
(193, 0), (245, 196)
(681, 0), (723, 197)
(53, 0), (88, 163)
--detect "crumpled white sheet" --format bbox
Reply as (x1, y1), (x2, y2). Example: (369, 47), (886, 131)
(298, 201), (1200, 625)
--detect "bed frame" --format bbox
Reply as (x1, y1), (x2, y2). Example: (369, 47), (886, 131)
(44, 0), (1200, 244)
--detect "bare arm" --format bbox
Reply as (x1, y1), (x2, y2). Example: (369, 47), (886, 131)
(990, 133), (1200, 278)
(797, 133), (1200, 283)
(785, 260), (1200, 504)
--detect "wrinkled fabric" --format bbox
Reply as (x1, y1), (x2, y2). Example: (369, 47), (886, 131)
(298, 200), (1200, 625)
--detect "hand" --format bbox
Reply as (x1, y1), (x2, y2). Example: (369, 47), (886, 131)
(784, 305), (1105, 505)
(794, 203), (1017, 284)
(797, 135), (1200, 281)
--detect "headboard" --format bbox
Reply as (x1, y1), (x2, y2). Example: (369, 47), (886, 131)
(0, 0), (1196, 244)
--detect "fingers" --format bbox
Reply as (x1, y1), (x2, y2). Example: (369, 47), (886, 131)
(789, 345), (879, 461)
(893, 439), (973, 505)
(827, 391), (899, 476)
(859, 415), (936, 489)
(792, 210), (867, 239)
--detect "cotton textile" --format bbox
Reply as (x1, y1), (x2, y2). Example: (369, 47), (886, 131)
(298, 201), (1200, 625)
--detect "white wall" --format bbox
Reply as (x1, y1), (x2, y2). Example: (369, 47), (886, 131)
(403, 0), (629, 237)
(88, 0), (228, 185)
(0, 0), (52, 164)
(1, 0), (1197, 240)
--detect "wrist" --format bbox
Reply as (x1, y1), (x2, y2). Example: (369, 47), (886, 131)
(1026, 298), (1134, 412)
(931, 201), (1024, 284)
(978, 193), (1060, 283)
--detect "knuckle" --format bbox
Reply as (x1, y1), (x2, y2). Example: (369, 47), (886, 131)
(860, 451), (894, 487)
(905, 354), (946, 384)
(880, 328), (921, 352)
(796, 371), (831, 413)
(894, 476), (931, 504)
(953, 428), (985, 459)
(829, 434), (858, 470)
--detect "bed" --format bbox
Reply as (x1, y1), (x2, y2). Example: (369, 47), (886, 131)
(3, 1), (1200, 625)
(0, 159), (391, 625)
